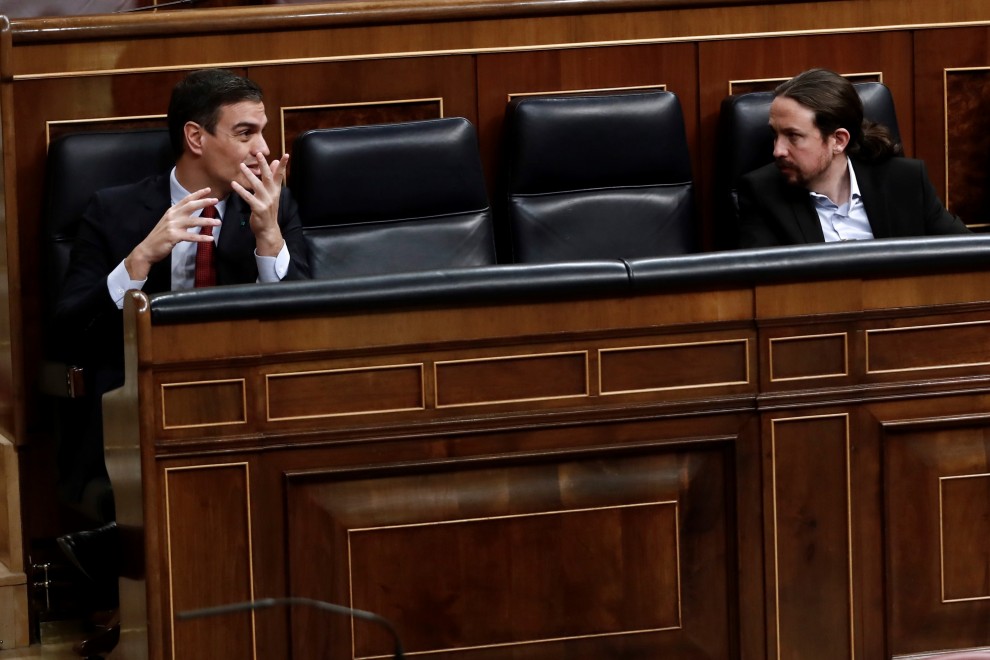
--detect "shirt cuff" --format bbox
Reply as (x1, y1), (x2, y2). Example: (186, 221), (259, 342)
(256, 242), (290, 282)
(108, 260), (148, 310)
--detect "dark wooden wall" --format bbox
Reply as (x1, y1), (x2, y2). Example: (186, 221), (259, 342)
(2, 0), (990, 651)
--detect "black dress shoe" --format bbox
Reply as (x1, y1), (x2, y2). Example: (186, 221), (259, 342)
(73, 609), (120, 658)
(58, 521), (120, 586)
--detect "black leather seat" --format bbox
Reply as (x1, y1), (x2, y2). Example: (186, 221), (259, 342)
(714, 81), (901, 248)
(502, 90), (697, 263)
(289, 117), (497, 278)
(42, 128), (172, 522)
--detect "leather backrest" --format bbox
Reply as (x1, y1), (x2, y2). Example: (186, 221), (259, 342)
(714, 81), (901, 247)
(43, 128), (173, 311)
(503, 90), (697, 262)
(289, 117), (496, 278)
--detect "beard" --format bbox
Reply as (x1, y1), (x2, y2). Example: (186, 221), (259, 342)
(776, 150), (834, 190)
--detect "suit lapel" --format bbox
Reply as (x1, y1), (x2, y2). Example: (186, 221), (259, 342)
(852, 159), (890, 239)
(215, 193), (254, 284)
(782, 180), (825, 243)
(143, 175), (175, 294)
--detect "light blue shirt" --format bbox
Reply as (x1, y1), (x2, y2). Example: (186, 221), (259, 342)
(107, 167), (290, 308)
(809, 157), (874, 242)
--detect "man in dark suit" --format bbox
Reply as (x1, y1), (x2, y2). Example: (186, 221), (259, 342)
(52, 68), (309, 654)
(737, 68), (969, 248)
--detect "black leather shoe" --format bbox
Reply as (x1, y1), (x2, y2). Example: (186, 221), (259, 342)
(73, 609), (120, 658)
(57, 521), (120, 586)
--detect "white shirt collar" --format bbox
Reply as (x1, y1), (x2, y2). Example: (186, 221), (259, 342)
(169, 167), (228, 217)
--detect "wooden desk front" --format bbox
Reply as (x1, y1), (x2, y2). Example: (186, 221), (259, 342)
(107, 251), (990, 659)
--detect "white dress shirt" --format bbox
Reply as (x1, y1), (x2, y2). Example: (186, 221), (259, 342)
(809, 157), (874, 242)
(107, 167), (290, 308)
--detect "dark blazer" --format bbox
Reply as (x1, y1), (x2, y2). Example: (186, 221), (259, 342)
(737, 157), (970, 248)
(54, 173), (310, 374)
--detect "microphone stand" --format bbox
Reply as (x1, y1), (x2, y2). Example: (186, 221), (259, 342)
(178, 596), (405, 659)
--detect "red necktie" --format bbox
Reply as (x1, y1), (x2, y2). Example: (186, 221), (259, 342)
(194, 205), (218, 288)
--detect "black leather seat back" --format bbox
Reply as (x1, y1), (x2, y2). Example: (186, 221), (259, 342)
(503, 90), (697, 262)
(43, 128), (173, 318)
(714, 81), (901, 247)
(41, 127), (172, 521)
(290, 117), (496, 278)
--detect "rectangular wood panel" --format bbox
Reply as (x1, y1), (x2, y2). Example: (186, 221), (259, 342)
(884, 419), (990, 655)
(600, 339), (749, 394)
(266, 364), (424, 420)
(435, 352), (588, 407)
(160, 379), (247, 429)
(770, 415), (853, 660)
(939, 474), (990, 602)
(348, 503), (681, 657)
(867, 321), (990, 374)
(165, 464), (255, 660)
(284, 445), (731, 659)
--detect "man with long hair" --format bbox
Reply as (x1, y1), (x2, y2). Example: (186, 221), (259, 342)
(738, 68), (968, 247)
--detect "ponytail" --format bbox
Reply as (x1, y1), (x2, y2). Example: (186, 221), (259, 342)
(850, 120), (902, 162)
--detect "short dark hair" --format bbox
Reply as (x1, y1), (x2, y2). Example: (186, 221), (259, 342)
(167, 68), (263, 159)
(774, 68), (902, 162)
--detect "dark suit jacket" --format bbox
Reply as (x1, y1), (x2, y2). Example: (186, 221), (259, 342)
(737, 157), (970, 248)
(54, 173), (310, 377)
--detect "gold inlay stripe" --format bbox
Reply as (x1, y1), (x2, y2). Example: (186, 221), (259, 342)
(13, 22), (990, 81)
(507, 84), (666, 102)
(728, 71), (882, 96)
(45, 113), (167, 146)
(279, 97), (444, 154)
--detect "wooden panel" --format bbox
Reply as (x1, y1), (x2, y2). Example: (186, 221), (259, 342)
(435, 352), (588, 407)
(939, 474), (990, 602)
(769, 333), (848, 382)
(729, 71), (882, 96)
(281, 98), (442, 154)
(599, 339), (749, 394)
(348, 502), (681, 656)
(267, 364), (425, 420)
(246, 57), (478, 158)
(914, 27), (990, 217)
(944, 67), (990, 228)
(160, 379), (247, 429)
(165, 463), (255, 660)
(768, 414), (853, 660)
(866, 320), (990, 374)
(285, 444), (731, 659)
(884, 418), (990, 656)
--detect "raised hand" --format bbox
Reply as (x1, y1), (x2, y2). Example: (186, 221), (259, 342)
(124, 188), (220, 280)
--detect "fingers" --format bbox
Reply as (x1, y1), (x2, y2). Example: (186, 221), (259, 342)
(161, 188), (220, 248)
(239, 152), (289, 192)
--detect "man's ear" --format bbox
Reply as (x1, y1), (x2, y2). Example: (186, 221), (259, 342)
(832, 128), (851, 154)
(184, 121), (205, 156)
